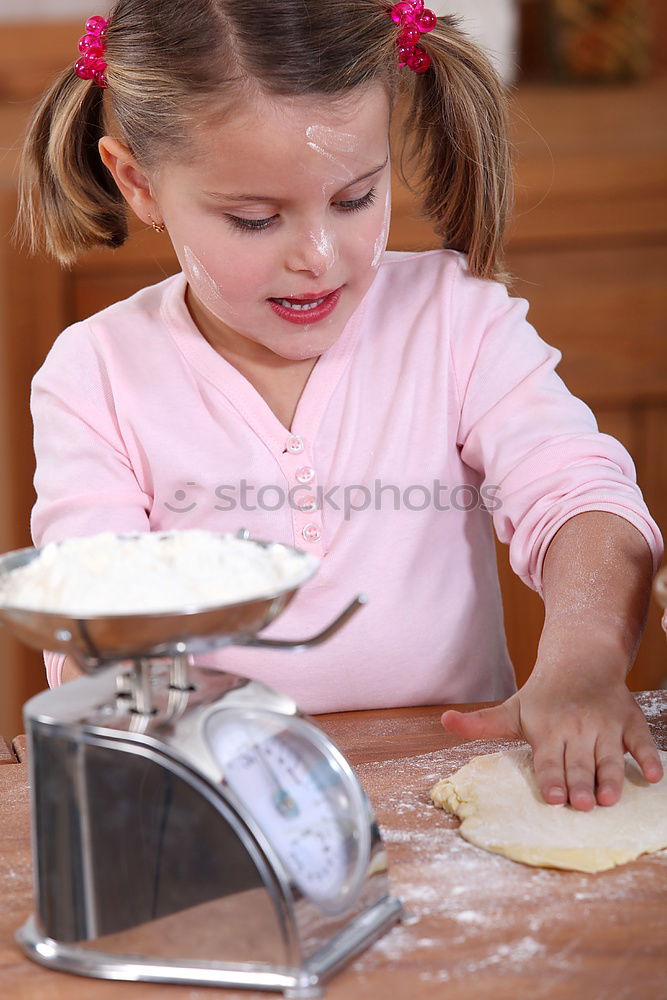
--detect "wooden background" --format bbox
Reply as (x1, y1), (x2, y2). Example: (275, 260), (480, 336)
(0, 6), (666, 738)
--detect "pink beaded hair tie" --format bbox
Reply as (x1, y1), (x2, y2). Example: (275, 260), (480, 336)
(74, 15), (110, 89)
(389, 1), (436, 73)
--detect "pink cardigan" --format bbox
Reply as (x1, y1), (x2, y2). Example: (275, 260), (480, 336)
(31, 251), (662, 711)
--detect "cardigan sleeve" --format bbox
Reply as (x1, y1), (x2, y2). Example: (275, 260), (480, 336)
(448, 261), (663, 595)
(31, 321), (151, 686)
(31, 321), (152, 545)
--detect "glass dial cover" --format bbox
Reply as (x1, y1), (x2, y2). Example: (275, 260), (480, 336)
(204, 708), (371, 913)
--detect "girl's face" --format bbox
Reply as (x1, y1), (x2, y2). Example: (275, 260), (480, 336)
(151, 84), (392, 363)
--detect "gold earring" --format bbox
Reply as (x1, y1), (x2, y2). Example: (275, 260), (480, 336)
(149, 215), (166, 234)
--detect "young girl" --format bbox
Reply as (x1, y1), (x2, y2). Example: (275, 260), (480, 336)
(18, 0), (664, 812)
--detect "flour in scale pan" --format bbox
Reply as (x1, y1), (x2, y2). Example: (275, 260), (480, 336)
(0, 530), (317, 615)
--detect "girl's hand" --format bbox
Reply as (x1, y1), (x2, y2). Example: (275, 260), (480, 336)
(441, 670), (664, 811)
(61, 654), (85, 683)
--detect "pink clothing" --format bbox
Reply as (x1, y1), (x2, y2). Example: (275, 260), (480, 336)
(31, 250), (662, 710)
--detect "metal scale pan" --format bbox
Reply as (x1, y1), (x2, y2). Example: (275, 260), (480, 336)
(0, 531), (404, 998)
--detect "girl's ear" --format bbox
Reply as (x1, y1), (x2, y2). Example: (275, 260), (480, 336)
(98, 136), (160, 226)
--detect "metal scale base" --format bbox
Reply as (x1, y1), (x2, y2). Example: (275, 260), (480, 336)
(19, 900), (403, 998)
(0, 533), (405, 997)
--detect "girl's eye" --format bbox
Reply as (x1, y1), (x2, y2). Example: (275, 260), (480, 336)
(224, 186), (378, 235)
(335, 187), (378, 213)
(226, 215), (277, 233)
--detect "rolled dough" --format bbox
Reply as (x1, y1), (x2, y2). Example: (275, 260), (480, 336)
(430, 746), (667, 873)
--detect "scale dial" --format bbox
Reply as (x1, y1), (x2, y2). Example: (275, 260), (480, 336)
(203, 708), (371, 914)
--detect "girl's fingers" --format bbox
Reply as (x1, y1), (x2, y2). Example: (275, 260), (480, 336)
(624, 727), (665, 784)
(593, 737), (626, 807)
(531, 741), (568, 805)
(440, 704), (518, 741)
(563, 736), (597, 811)
(535, 736), (627, 809)
(533, 730), (598, 809)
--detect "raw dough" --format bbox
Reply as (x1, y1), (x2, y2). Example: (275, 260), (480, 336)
(430, 746), (667, 873)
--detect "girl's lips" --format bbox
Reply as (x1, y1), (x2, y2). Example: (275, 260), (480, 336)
(279, 290), (336, 302)
(268, 287), (342, 325)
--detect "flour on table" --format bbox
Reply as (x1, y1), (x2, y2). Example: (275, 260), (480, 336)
(431, 746), (667, 873)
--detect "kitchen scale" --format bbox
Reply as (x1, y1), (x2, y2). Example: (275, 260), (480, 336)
(0, 531), (404, 997)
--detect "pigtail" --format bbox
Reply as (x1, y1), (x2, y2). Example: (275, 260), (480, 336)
(16, 67), (128, 267)
(396, 15), (514, 284)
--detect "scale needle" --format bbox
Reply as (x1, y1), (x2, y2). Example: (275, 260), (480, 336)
(246, 730), (300, 818)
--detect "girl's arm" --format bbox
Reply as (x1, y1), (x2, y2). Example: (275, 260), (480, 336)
(442, 510), (664, 810)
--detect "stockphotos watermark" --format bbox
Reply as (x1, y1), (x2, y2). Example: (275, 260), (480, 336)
(164, 480), (502, 521)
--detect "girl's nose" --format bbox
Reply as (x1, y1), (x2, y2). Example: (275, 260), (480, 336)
(286, 225), (337, 277)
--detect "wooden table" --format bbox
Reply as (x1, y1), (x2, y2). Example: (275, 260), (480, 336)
(1, 695), (666, 1000)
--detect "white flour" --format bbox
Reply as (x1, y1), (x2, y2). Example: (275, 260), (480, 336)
(637, 688), (667, 718)
(0, 530), (317, 614)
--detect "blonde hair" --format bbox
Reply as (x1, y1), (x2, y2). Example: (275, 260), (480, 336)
(16, 1), (512, 281)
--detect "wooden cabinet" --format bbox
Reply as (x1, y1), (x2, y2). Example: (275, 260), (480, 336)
(1, 22), (666, 737)
(506, 83), (667, 693)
